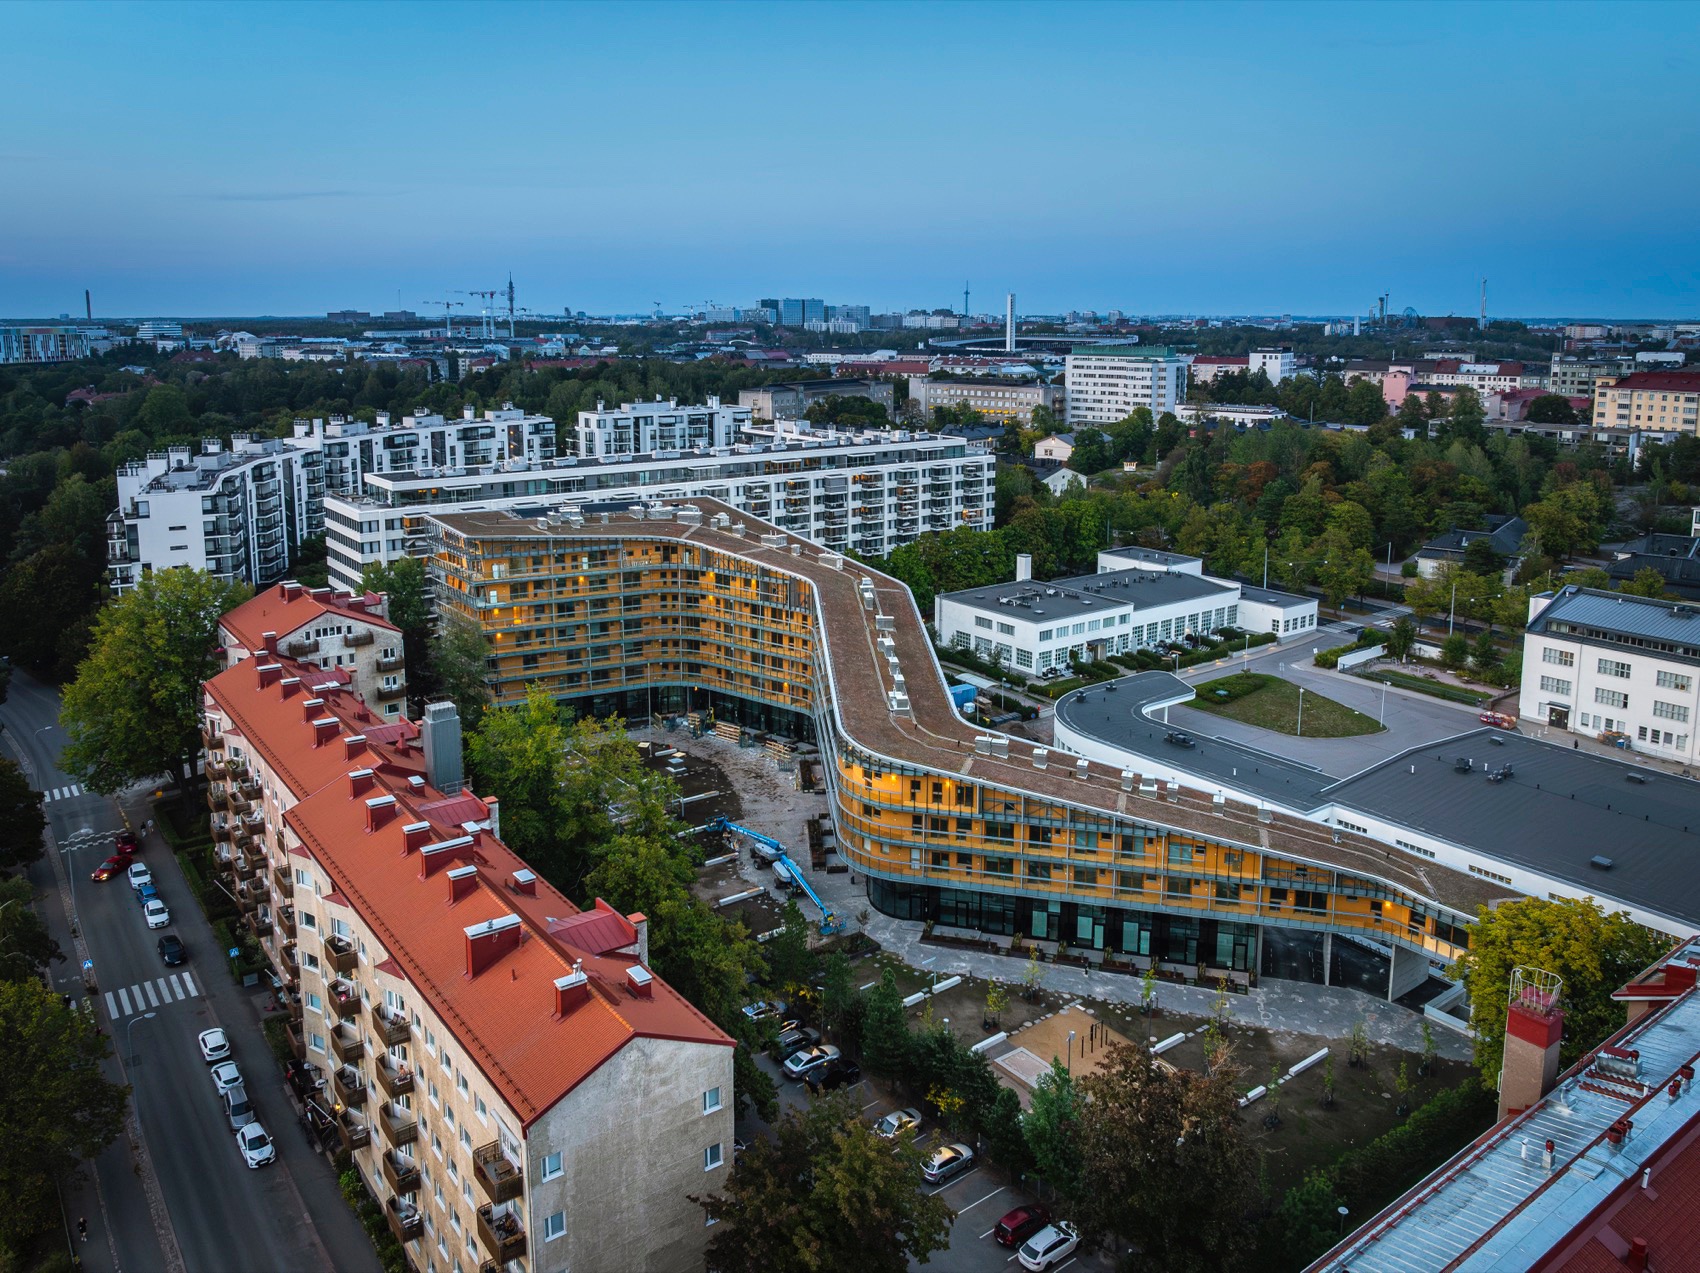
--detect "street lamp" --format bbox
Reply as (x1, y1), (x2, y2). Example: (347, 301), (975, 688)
(1297, 686), (1306, 737)
(1066, 1028), (1076, 1074)
(1337, 1205), (1350, 1236)
(125, 1010), (158, 1066)
(1448, 576), (1459, 636)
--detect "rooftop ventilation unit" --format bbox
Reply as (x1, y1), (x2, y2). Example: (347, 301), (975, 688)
(1075, 757), (1090, 780)
(990, 738), (1009, 759)
(1140, 775), (1159, 797)
(1031, 748), (1048, 769)
(1121, 770), (1136, 791)
(975, 737), (993, 756)
(1590, 855), (1615, 870)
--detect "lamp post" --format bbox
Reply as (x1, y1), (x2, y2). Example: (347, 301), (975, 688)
(125, 1010), (158, 1066)
(1066, 1028), (1076, 1074)
(1337, 1205), (1350, 1236)
(1297, 686), (1305, 737)
(1448, 576), (1459, 636)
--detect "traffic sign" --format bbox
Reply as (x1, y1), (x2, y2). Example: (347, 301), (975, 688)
(228, 947), (240, 959)
(82, 959), (93, 971)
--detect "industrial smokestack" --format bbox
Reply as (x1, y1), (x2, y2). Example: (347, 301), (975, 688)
(1005, 293), (1015, 354)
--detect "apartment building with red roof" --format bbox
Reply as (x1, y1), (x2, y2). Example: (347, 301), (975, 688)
(1592, 370), (1700, 437)
(219, 581), (407, 715)
(201, 649), (733, 1273)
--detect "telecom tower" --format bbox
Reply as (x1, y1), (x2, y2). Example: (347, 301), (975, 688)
(1005, 293), (1015, 353)
(962, 280), (970, 317)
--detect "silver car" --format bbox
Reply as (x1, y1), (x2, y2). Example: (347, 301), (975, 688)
(223, 1083), (256, 1131)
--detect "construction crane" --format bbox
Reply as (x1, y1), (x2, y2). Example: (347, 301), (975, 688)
(458, 289), (502, 340)
(422, 299), (463, 338)
(703, 817), (843, 935)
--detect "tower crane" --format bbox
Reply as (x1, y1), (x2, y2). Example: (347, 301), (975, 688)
(458, 289), (502, 340)
(422, 299), (463, 338)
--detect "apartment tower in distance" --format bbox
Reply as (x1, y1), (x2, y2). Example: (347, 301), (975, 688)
(1063, 345), (1189, 427)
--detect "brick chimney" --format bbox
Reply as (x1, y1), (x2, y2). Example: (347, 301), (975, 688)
(257, 662), (282, 689)
(464, 914), (522, 977)
(447, 864), (479, 903)
(400, 821), (432, 854)
(348, 768), (375, 797)
(301, 697), (325, 722)
(510, 869), (537, 897)
(627, 911), (650, 965)
(261, 630), (279, 656)
(553, 963), (590, 1015)
(364, 794), (397, 832)
(1499, 966), (1565, 1120)
(310, 717), (339, 747)
(280, 676), (302, 699)
(625, 965), (653, 999)
(343, 734), (368, 761)
(281, 583), (303, 602)
(419, 835), (475, 878)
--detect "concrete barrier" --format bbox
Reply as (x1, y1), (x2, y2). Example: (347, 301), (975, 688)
(929, 975), (963, 996)
(1337, 644), (1386, 672)
(902, 991), (927, 1008)
(1238, 1085), (1268, 1107)
(702, 853), (737, 868)
(971, 1032), (1008, 1055)
(716, 888), (764, 907)
(1152, 1032), (1186, 1054)
(1284, 1048), (1330, 1082)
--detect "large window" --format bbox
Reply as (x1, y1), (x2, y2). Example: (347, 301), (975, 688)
(1597, 658), (1631, 679)
(1539, 676), (1572, 696)
(1542, 647), (1574, 667)
(1595, 688), (1629, 709)
(1653, 701), (1690, 723)
(1657, 670), (1693, 691)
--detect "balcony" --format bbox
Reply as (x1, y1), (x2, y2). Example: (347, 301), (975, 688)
(381, 1150), (421, 1195)
(280, 942), (300, 983)
(238, 880), (265, 913)
(327, 979), (360, 1017)
(377, 654), (405, 673)
(283, 1017), (306, 1061)
(473, 1142), (524, 1204)
(211, 819), (232, 843)
(379, 1102), (418, 1147)
(476, 1205), (527, 1265)
(207, 788), (229, 812)
(329, 1022), (365, 1065)
(374, 1054), (415, 1099)
(285, 638), (319, 658)
(277, 904), (296, 938)
(370, 1002), (409, 1046)
(272, 865), (295, 899)
(202, 728), (225, 752)
(385, 1198), (422, 1244)
(235, 854), (258, 882)
(331, 1064), (368, 1109)
(342, 630), (375, 649)
(205, 758), (229, 781)
(246, 908), (273, 938)
(323, 933), (358, 973)
(375, 681), (407, 702)
(336, 1108), (370, 1152)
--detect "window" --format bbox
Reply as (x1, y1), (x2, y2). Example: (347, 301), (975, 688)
(1543, 647), (1575, 667)
(703, 1087), (722, 1115)
(1396, 838), (1437, 860)
(305, 992), (323, 1013)
(309, 1031), (326, 1052)
(1656, 670), (1692, 691)
(1595, 688), (1628, 709)
(1539, 676), (1572, 696)
(1597, 658), (1631, 679)
(1654, 701), (1690, 723)
(474, 1096), (487, 1122)
(1469, 863), (1513, 886)
(974, 616), (993, 630)
(704, 1143), (724, 1171)
(541, 1152), (563, 1181)
(543, 1211), (566, 1242)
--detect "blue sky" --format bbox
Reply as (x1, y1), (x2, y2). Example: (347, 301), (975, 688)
(5, 1), (1698, 319)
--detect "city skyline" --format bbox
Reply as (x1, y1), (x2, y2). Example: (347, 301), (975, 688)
(6, 1), (1700, 319)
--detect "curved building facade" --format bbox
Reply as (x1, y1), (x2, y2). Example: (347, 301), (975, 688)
(430, 501), (1506, 992)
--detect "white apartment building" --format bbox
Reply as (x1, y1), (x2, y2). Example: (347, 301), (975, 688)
(934, 547), (1315, 675)
(108, 435), (325, 593)
(1063, 346), (1189, 427)
(1249, 347), (1295, 384)
(908, 377), (1063, 424)
(0, 325), (94, 364)
(324, 426), (993, 591)
(300, 405), (557, 491)
(1521, 586), (1700, 764)
(574, 396), (748, 457)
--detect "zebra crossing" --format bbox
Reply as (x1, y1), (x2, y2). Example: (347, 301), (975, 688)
(105, 971), (201, 1021)
(44, 783), (84, 803)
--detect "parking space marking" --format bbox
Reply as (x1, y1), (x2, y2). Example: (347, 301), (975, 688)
(861, 1098), (883, 1111)
(117, 986), (132, 1016)
(1055, 1259), (1078, 1271)
(980, 1228), (996, 1240)
(929, 1167), (977, 1196)
(959, 1186), (1005, 1215)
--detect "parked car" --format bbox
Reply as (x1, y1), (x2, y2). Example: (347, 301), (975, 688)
(115, 829), (139, 852)
(210, 1061), (243, 1097)
(127, 862), (153, 891)
(91, 854), (133, 882)
(774, 1025), (821, 1055)
(873, 1108), (921, 1140)
(144, 898), (171, 929)
(1017, 1221), (1080, 1271)
(136, 881), (160, 908)
(1164, 731), (1195, 749)
(198, 1028), (231, 1063)
(994, 1203), (1054, 1248)
(158, 935), (187, 966)
(783, 1044), (840, 1079)
(741, 999), (787, 1023)
(805, 1058), (863, 1093)
(235, 1121), (275, 1169)
(1480, 711), (1516, 728)
(223, 1084), (256, 1131)
(922, 1143), (975, 1185)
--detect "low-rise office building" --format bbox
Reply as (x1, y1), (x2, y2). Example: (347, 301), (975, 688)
(737, 378), (895, 421)
(1520, 585), (1700, 764)
(908, 377), (1062, 424)
(574, 396), (748, 457)
(201, 651), (732, 1273)
(1064, 346), (1189, 427)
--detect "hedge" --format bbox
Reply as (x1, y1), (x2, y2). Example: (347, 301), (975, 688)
(1314, 630), (1381, 669)
(1331, 1077), (1496, 1216)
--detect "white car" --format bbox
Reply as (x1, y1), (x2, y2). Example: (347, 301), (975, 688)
(210, 1061), (243, 1097)
(127, 861), (153, 891)
(874, 1108), (922, 1140)
(198, 1028), (231, 1063)
(235, 1121), (275, 1169)
(1017, 1221), (1080, 1271)
(143, 898), (171, 929)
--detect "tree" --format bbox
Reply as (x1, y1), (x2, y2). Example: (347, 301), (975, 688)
(1525, 394), (1578, 425)
(428, 615), (491, 731)
(59, 568), (249, 798)
(1346, 379), (1389, 427)
(1395, 393), (1430, 438)
(1471, 629), (1501, 674)
(361, 557), (431, 697)
(1461, 537), (1502, 578)
(1073, 1042), (1258, 1271)
(1453, 896), (1671, 1082)
(467, 685), (573, 872)
(1387, 615), (1417, 663)
(1024, 1058), (1081, 1203)
(0, 981), (129, 1255)
(0, 758), (45, 875)
(860, 968), (912, 1079)
(982, 1086), (1032, 1175)
(697, 1090), (953, 1273)
(0, 877), (61, 983)
(1440, 632), (1470, 671)
(1070, 428), (1111, 474)
(766, 899), (818, 998)
(984, 979), (1009, 1027)
(0, 544), (107, 678)
(1620, 566), (1670, 599)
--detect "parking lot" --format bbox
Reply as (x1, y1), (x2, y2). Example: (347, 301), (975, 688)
(743, 1048), (1117, 1272)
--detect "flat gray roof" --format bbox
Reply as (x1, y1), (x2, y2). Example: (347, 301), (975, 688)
(1530, 586), (1700, 658)
(941, 569), (1232, 623)
(1236, 583), (1313, 608)
(1101, 545), (1196, 568)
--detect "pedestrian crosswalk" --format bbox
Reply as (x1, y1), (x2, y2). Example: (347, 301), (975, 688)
(105, 972), (200, 1021)
(44, 783), (84, 803)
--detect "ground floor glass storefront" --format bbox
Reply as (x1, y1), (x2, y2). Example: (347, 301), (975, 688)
(552, 684), (817, 743)
(868, 879), (1258, 972)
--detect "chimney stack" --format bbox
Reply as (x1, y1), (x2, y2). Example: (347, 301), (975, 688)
(419, 835), (475, 878)
(447, 864), (479, 903)
(421, 702), (463, 794)
(310, 717), (339, 747)
(348, 768), (375, 797)
(553, 963), (590, 1015)
(400, 821), (432, 854)
(627, 911), (650, 965)
(364, 793), (397, 832)
(464, 914), (522, 977)
(262, 630), (279, 656)
(343, 734), (368, 760)
(625, 965), (654, 999)
(257, 663), (282, 689)
(1015, 553), (1033, 582)
(280, 676), (302, 699)
(510, 869), (537, 897)
(1499, 966), (1565, 1120)
(483, 795), (501, 841)
(302, 696), (325, 723)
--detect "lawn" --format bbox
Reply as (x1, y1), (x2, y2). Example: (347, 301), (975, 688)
(1188, 672), (1383, 738)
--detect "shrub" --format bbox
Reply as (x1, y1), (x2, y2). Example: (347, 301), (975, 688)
(1401, 560), (1419, 578)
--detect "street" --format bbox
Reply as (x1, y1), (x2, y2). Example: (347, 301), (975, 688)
(2, 669), (377, 1273)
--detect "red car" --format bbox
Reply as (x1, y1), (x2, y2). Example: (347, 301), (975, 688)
(994, 1204), (1054, 1248)
(1479, 712), (1516, 729)
(91, 853), (134, 881)
(115, 829), (140, 852)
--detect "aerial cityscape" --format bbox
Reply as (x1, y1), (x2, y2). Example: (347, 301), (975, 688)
(5, 4), (1700, 1273)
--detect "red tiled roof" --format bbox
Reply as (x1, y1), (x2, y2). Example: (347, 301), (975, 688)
(220, 582), (397, 655)
(1601, 371), (1700, 392)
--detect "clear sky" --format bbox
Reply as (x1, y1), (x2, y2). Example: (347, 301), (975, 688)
(5, 0), (1698, 320)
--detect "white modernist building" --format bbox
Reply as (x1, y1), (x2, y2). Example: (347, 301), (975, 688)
(933, 547), (1316, 675)
(108, 435), (325, 593)
(299, 404), (556, 491)
(1520, 586), (1700, 764)
(1063, 345), (1189, 427)
(1249, 347), (1295, 384)
(574, 396), (749, 457)
(324, 424), (992, 592)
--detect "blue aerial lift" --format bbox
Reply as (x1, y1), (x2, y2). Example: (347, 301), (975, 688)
(703, 816), (844, 935)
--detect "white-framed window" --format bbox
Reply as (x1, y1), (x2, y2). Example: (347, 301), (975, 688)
(1597, 658), (1631, 679)
(1539, 676), (1572, 696)
(474, 1095), (487, 1122)
(309, 1031), (326, 1052)
(1543, 647), (1575, 667)
(1656, 670), (1692, 691)
(703, 1087), (722, 1115)
(1596, 688), (1629, 709)
(541, 1152), (563, 1181)
(305, 992), (323, 1013)
(542, 1211), (566, 1242)
(704, 1143), (724, 1171)
(1654, 701), (1690, 723)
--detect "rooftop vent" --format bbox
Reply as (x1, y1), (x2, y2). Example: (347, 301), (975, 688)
(1590, 855), (1615, 871)
(1031, 748), (1048, 770)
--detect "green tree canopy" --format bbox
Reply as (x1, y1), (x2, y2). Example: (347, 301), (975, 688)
(60, 568), (249, 796)
(0, 758), (46, 875)
(1024, 1058), (1082, 1202)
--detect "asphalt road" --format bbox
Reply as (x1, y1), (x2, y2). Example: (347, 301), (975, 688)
(3, 669), (377, 1273)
